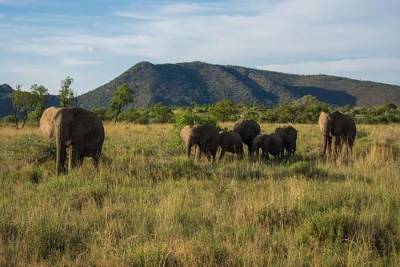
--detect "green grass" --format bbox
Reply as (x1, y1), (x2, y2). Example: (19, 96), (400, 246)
(1, 123), (400, 266)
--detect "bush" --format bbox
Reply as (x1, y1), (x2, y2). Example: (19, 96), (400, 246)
(92, 107), (111, 121)
(175, 109), (217, 128)
(149, 103), (175, 123)
(2, 115), (15, 123)
(8, 134), (55, 163)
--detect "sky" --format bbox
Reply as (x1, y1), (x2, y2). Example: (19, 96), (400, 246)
(0, 0), (399, 95)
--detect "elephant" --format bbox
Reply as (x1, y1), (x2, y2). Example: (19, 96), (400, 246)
(275, 126), (298, 156)
(233, 119), (261, 158)
(40, 107), (105, 174)
(252, 134), (284, 160)
(319, 111), (356, 157)
(187, 123), (220, 163)
(218, 130), (244, 160)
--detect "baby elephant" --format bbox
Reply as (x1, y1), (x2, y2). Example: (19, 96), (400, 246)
(218, 131), (244, 160)
(252, 133), (284, 160)
(275, 126), (297, 156)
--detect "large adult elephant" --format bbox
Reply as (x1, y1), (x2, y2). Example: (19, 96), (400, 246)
(40, 107), (105, 174)
(187, 123), (220, 163)
(319, 111), (356, 157)
(233, 119), (261, 158)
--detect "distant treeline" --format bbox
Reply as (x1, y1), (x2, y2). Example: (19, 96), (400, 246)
(2, 95), (400, 125)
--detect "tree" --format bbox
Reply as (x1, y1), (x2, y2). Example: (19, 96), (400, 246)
(59, 76), (75, 107)
(209, 99), (238, 121)
(11, 85), (37, 129)
(30, 84), (49, 120)
(109, 84), (133, 121)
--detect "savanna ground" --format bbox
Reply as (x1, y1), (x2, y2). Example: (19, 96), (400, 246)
(1, 122), (400, 266)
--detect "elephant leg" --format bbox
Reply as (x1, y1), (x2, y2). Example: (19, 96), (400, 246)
(262, 150), (269, 161)
(219, 149), (225, 161)
(211, 149), (217, 163)
(238, 148), (244, 160)
(333, 136), (341, 158)
(326, 135), (332, 157)
(92, 151), (101, 169)
(247, 143), (252, 158)
(67, 145), (73, 172)
(195, 146), (202, 161)
(70, 143), (84, 172)
(56, 146), (67, 175)
(205, 150), (212, 162)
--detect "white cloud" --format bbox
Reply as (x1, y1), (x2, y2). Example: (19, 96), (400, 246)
(62, 58), (102, 66)
(1, 0), (400, 92)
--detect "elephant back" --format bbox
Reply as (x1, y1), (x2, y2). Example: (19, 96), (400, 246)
(233, 119), (261, 144)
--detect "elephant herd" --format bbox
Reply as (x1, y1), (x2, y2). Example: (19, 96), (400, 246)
(39, 106), (357, 174)
(180, 119), (298, 162)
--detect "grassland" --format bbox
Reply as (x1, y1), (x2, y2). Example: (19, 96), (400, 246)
(1, 122), (400, 266)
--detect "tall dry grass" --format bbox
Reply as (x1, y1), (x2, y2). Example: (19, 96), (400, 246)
(0, 122), (400, 266)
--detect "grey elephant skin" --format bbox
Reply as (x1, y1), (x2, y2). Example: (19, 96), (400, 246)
(253, 134), (284, 160)
(319, 111), (356, 156)
(40, 107), (105, 174)
(187, 123), (220, 162)
(275, 126), (297, 156)
(218, 131), (243, 160)
(233, 119), (261, 158)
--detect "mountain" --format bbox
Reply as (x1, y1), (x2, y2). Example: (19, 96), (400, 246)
(0, 84), (14, 117)
(0, 84), (59, 117)
(78, 61), (400, 109)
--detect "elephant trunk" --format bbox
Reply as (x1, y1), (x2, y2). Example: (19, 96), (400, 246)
(55, 126), (67, 175)
(323, 134), (328, 155)
(187, 139), (193, 158)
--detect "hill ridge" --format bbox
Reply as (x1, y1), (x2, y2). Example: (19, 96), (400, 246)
(77, 61), (400, 109)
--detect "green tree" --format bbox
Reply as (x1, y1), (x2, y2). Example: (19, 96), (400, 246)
(209, 99), (237, 121)
(59, 76), (74, 107)
(30, 84), (49, 120)
(109, 84), (134, 121)
(11, 85), (37, 129)
(151, 103), (174, 123)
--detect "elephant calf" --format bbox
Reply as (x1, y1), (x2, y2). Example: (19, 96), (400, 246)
(40, 107), (105, 174)
(252, 133), (284, 160)
(187, 123), (220, 163)
(218, 130), (243, 160)
(275, 126), (297, 156)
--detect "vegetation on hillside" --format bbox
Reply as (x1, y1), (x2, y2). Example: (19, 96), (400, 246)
(1, 123), (400, 265)
(3, 95), (400, 126)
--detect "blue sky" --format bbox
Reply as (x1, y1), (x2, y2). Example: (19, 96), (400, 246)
(1, 0), (399, 95)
